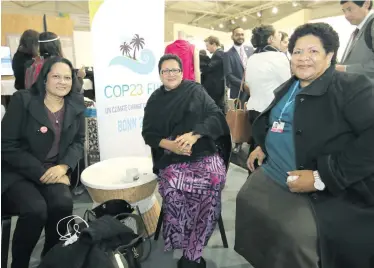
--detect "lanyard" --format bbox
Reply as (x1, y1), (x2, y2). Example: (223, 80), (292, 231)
(278, 81), (300, 122)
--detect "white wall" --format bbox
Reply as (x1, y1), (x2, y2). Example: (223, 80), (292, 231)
(73, 31), (93, 67)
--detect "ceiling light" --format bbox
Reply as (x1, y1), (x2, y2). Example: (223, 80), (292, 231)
(242, 17), (247, 22)
(235, 16), (239, 20)
(272, 6), (278, 14)
(292, 2), (298, 7)
(219, 23), (224, 28)
(210, 26), (215, 30)
(231, 19), (235, 24)
(257, 11), (262, 17)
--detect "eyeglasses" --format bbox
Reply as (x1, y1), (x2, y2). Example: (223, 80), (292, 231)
(160, 68), (181, 75)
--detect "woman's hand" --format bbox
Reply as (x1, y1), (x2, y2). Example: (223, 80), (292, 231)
(287, 170), (316, 193)
(40, 165), (69, 184)
(247, 146), (266, 172)
(170, 140), (192, 156)
(175, 132), (200, 151)
(77, 66), (86, 79)
(56, 175), (71, 186)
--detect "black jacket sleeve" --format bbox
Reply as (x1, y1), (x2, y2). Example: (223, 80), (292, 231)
(223, 52), (242, 89)
(1, 92), (45, 183)
(317, 75), (374, 195)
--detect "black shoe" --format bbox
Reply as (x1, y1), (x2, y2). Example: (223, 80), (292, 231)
(177, 256), (200, 268)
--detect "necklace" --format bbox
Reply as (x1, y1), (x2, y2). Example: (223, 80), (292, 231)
(52, 109), (62, 124)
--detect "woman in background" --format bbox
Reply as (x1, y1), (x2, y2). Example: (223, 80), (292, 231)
(2, 57), (85, 268)
(12, 29), (39, 90)
(25, 32), (86, 90)
(245, 25), (291, 164)
(142, 54), (230, 268)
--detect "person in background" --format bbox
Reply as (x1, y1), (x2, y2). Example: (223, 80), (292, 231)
(25, 32), (86, 90)
(224, 26), (254, 153)
(338, 0), (374, 78)
(12, 29), (39, 90)
(165, 32), (200, 83)
(2, 57), (85, 268)
(236, 22), (374, 268)
(202, 36), (226, 112)
(279, 31), (289, 54)
(245, 25), (291, 168)
(199, 49), (210, 85)
(142, 54), (230, 268)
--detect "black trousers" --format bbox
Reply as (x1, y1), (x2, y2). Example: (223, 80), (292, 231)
(2, 180), (73, 268)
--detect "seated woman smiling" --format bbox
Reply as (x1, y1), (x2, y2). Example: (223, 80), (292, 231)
(2, 56), (85, 268)
(142, 54), (230, 268)
(236, 22), (374, 268)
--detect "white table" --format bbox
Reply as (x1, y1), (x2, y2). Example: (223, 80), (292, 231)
(81, 157), (160, 235)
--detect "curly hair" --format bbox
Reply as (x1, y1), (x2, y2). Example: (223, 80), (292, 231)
(251, 25), (276, 49)
(288, 22), (340, 65)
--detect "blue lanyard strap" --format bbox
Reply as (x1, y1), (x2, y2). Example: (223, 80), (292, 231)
(278, 81), (300, 122)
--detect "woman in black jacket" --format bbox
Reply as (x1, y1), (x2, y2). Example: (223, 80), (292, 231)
(235, 23), (374, 268)
(12, 29), (39, 90)
(1, 56), (86, 268)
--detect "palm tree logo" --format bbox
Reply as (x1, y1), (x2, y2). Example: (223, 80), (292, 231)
(130, 34), (145, 60)
(119, 42), (131, 57)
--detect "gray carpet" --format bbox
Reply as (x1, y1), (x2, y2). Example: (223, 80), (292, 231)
(6, 164), (253, 268)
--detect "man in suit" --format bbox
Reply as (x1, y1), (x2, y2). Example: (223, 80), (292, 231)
(223, 26), (254, 100)
(201, 36), (226, 112)
(338, 0), (374, 79)
(223, 27), (254, 153)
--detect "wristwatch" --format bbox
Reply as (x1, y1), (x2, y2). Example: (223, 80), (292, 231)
(313, 170), (326, 191)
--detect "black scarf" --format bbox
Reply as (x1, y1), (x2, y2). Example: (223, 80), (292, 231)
(142, 80), (230, 169)
(254, 45), (279, 54)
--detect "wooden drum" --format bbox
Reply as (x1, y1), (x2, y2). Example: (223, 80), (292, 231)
(81, 157), (160, 235)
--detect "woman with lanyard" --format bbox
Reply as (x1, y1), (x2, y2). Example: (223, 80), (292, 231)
(236, 22), (374, 268)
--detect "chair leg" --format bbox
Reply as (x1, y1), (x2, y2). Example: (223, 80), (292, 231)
(218, 215), (228, 248)
(154, 207), (164, 241)
(2, 218), (12, 268)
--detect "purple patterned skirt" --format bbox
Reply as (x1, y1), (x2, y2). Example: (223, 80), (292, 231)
(158, 153), (226, 262)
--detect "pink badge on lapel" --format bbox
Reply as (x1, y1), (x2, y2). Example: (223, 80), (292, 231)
(40, 126), (48, 133)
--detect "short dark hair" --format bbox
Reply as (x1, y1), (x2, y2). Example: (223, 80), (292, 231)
(280, 31), (289, 41)
(204, 36), (221, 46)
(340, 0), (373, 10)
(288, 22), (340, 65)
(232, 26), (243, 35)
(31, 56), (80, 95)
(251, 25), (276, 49)
(39, 32), (63, 59)
(18, 29), (39, 56)
(158, 54), (183, 73)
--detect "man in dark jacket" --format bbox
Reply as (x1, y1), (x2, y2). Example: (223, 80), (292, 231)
(201, 36), (225, 112)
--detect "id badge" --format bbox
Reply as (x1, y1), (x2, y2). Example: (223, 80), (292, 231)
(271, 121), (285, 133)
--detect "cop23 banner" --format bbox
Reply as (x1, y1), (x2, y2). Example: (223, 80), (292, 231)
(90, 0), (164, 159)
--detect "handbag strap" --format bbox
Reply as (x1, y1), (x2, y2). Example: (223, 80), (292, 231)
(238, 70), (250, 97)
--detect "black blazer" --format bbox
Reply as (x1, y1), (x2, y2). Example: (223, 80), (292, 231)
(1, 90), (86, 193)
(223, 45), (254, 99)
(252, 66), (374, 268)
(201, 49), (225, 107)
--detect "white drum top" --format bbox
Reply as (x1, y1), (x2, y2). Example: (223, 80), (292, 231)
(81, 157), (157, 190)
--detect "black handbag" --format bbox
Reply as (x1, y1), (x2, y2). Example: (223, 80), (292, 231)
(84, 199), (151, 265)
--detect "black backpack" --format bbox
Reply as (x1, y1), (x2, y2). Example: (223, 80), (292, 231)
(364, 17), (374, 52)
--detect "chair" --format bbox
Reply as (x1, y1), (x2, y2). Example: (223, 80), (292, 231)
(152, 134), (232, 248)
(2, 215), (12, 268)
